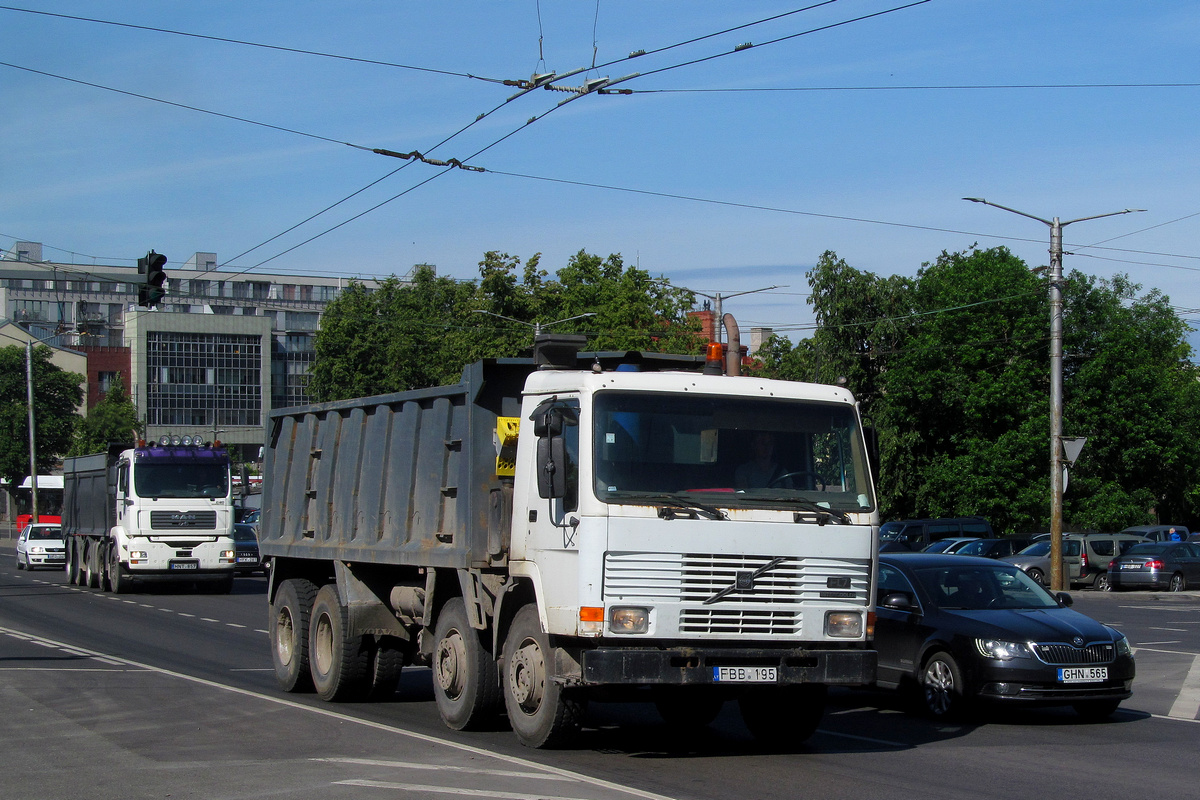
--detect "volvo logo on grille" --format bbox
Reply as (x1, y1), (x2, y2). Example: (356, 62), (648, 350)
(705, 557), (789, 605)
(1072, 636), (1085, 647)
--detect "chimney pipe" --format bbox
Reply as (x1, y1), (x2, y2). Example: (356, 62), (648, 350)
(722, 313), (741, 376)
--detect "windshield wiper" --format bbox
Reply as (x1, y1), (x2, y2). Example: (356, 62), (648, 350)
(747, 496), (852, 525)
(606, 492), (726, 521)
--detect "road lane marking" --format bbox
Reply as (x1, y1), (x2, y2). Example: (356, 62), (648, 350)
(0, 623), (683, 800)
(315, 757), (570, 781)
(1167, 654), (1200, 720)
(1135, 641), (1181, 646)
(1150, 627), (1188, 632)
(335, 780), (599, 799)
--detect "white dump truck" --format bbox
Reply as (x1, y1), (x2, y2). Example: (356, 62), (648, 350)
(260, 336), (879, 747)
(63, 437), (238, 593)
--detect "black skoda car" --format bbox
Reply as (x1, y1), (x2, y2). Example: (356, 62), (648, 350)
(875, 553), (1135, 720)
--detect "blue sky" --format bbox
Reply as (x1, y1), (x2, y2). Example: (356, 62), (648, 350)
(2, 1), (1198, 343)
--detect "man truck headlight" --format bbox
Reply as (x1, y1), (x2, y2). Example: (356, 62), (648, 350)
(825, 611), (863, 638)
(609, 607), (650, 634)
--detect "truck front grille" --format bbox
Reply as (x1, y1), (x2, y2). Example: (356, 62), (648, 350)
(150, 510), (217, 530)
(604, 552), (870, 638)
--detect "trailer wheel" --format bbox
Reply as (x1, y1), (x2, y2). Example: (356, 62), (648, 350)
(738, 685), (826, 746)
(501, 604), (585, 748)
(308, 583), (371, 701)
(271, 578), (318, 693)
(432, 597), (502, 730)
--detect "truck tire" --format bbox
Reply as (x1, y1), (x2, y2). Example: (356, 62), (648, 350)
(738, 684), (826, 746)
(84, 544), (101, 589)
(308, 583), (371, 701)
(367, 638), (405, 701)
(432, 597), (503, 730)
(68, 542), (82, 585)
(271, 578), (318, 693)
(501, 603), (585, 748)
(108, 547), (131, 594)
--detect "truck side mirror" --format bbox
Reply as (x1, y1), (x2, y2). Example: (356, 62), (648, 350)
(536, 435), (566, 499)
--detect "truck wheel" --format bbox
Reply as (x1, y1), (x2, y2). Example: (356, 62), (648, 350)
(68, 542), (82, 585)
(367, 638), (406, 701)
(432, 597), (502, 730)
(501, 603), (585, 748)
(84, 544), (101, 589)
(100, 544), (112, 592)
(108, 548), (130, 594)
(308, 583), (371, 701)
(271, 578), (318, 693)
(739, 685), (826, 746)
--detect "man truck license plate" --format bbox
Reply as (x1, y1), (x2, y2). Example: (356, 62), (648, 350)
(714, 666), (778, 683)
(169, 559), (199, 570)
(1059, 667), (1107, 683)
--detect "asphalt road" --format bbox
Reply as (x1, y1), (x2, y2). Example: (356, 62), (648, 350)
(2, 546), (1198, 800)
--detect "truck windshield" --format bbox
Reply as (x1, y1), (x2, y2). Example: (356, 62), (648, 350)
(134, 463), (230, 498)
(592, 391), (874, 511)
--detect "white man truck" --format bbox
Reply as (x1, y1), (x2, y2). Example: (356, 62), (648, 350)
(260, 336), (879, 748)
(63, 438), (238, 593)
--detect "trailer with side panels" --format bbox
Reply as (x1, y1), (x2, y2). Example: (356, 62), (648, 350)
(260, 336), (879, 747)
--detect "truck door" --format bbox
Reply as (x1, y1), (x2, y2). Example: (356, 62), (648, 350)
(115, 461), (130, 527)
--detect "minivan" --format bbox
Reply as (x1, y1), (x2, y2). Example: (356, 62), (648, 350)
(878, 517), (994, 551)
(1003, 532), (1148, 590)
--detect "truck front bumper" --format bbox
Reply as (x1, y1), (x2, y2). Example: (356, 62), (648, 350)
(579, 645), (876, 686)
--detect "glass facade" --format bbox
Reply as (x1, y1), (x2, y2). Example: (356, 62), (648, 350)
(146, 332), (262, 427)
(272, 333), (314, 410)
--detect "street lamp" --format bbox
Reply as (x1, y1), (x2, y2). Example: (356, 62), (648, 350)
(684, 286), (782, 343)
(473, 310), (596, 338)
(963, 197), (1145, 591)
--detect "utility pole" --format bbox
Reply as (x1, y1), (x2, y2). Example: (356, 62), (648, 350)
(25, 340), (38, 525)
(684, 286), (781, 343)
(964, 198), (1145, 591)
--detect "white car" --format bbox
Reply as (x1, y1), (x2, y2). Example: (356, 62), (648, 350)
(16, 523), (67, 571)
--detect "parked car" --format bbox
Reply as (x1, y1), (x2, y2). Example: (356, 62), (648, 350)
(1106, 541), (1200, 592)
(954, 538), (1032, 560)
(879, 517), (994, 551)
(875, 553), (1135, 720)
(1120, 524), (1189, 542)
(1002, 533), (1147, 590)
(15, 522), (66, 571)
(232, 523), (267, 575)
(922, 537), (981, 554)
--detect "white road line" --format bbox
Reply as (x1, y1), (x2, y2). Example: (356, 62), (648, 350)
(335, 780), (598, 799)
(178, 613), (195, 617)
(1167, 654), (1200, 720)
(226, 623), (246, 628)
(0, 622), (682, 800)
(201, 618), (219, 623)
(1136, 640), (1181, 646)
(314, 757), (569, 781)
(1150, 627), (1188, 632)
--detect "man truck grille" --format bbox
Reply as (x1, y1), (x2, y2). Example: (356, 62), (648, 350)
(150, 510), (217, 530)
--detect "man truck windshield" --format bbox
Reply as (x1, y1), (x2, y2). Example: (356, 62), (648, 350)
(592, 391), (874, 511)
(134, 463), (230, 499)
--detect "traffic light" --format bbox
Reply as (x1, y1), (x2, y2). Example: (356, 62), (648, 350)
(137, 250), (168, 308)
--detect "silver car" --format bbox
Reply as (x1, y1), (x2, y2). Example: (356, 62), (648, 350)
(1107, 541), (1200, 592)
(16, 523), (67, 570)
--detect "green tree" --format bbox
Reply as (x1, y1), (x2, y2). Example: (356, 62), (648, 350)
(310, 252), (702, 402)
(0, 344), (84, 487)
(70, 374), (142, 456)
(757, 247), (1200, 533)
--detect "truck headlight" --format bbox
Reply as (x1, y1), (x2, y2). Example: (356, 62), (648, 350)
(609, 607), (650, 634)
(825, 611), (863, 638)
(221, 550), (235, 559)
(130, 551), (148, 560)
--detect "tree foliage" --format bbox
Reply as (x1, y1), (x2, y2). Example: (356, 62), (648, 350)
(0, 344), (84, 487)
(309, 251), (701, 401)
(70, 373), (142, 456)
(758, 247), (1200, 533)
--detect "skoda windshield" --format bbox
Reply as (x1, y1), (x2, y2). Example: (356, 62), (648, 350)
(592, 391), (874, 512)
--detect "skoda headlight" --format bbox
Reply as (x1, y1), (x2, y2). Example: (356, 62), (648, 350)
(1115, 635), (1132, 657)
(975, 638), (1032, 661)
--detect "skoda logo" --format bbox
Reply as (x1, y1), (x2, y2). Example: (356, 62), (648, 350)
(1072, 636), (1085, 647)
